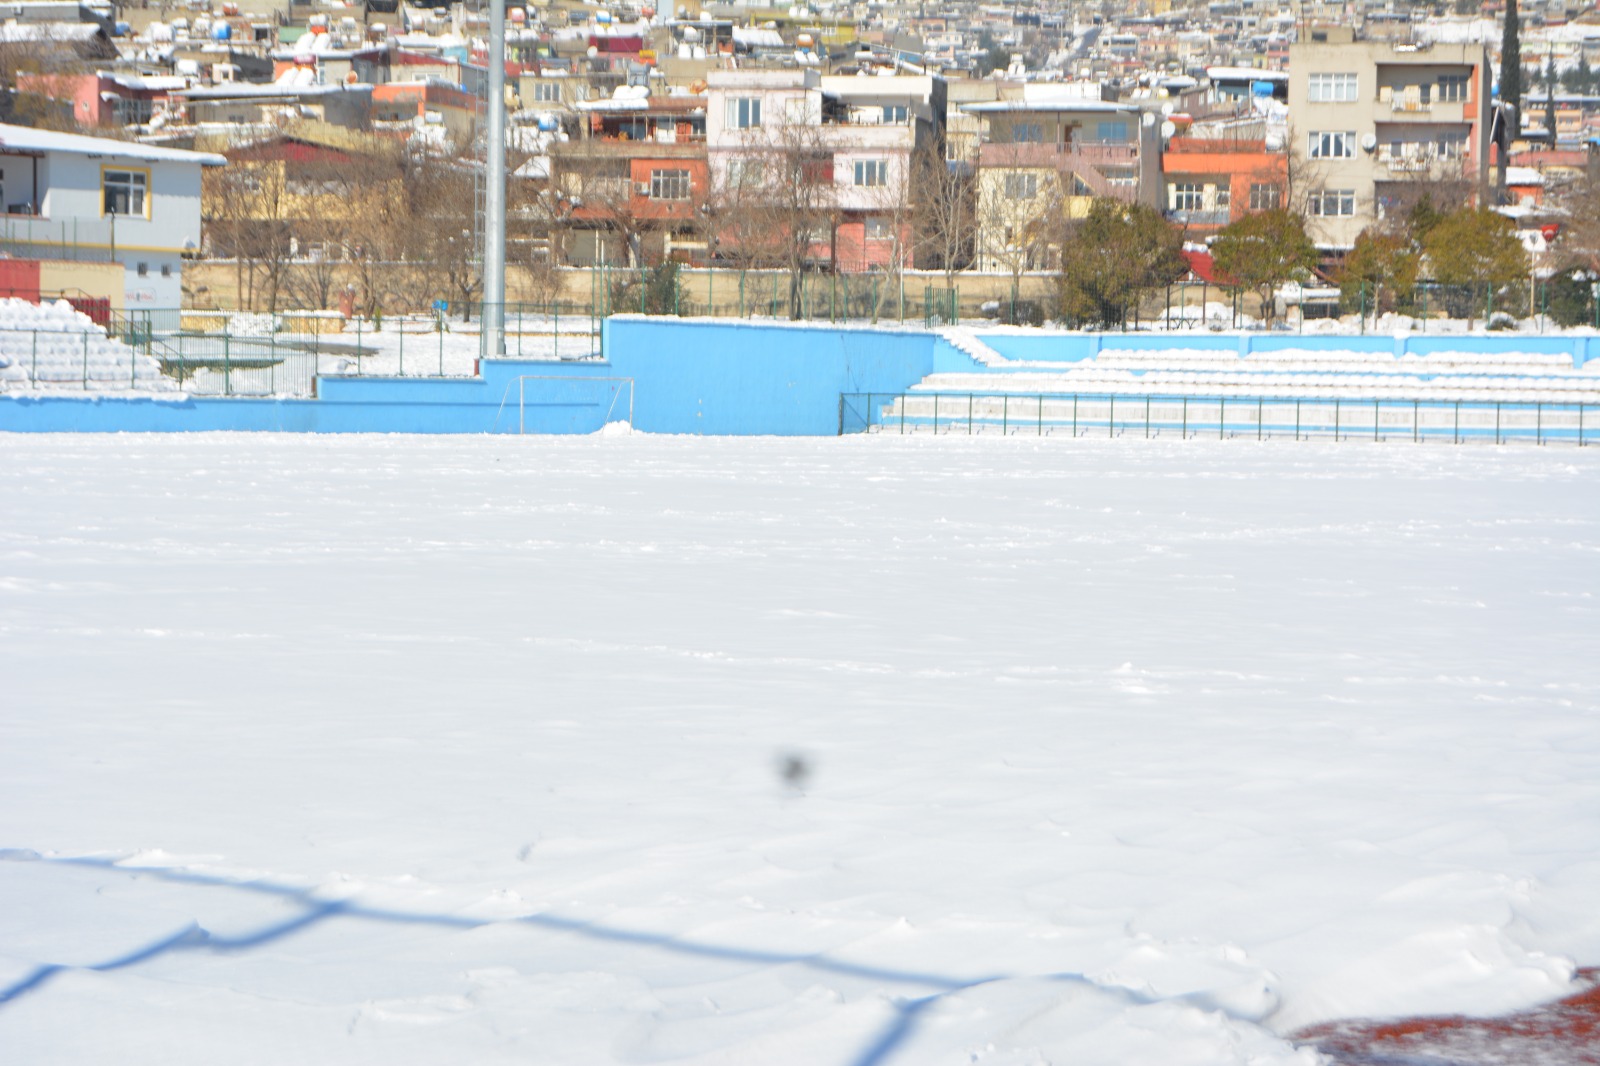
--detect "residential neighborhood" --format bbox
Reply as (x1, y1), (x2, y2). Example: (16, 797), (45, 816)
(1, 0), (1599, 318)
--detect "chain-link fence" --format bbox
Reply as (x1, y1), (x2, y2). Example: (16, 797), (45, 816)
(12, 261), (1598, 397)
(841, 391), (1596, 446)
(5, 301), (602, 397)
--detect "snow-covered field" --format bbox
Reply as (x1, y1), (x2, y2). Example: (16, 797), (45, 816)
(2, 434), (1597, 1065)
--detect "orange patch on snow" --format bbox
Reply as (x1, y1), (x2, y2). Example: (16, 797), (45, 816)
(1296, 967), (1600, 1064)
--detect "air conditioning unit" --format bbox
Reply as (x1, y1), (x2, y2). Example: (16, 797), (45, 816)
(635, 182), (652, 196)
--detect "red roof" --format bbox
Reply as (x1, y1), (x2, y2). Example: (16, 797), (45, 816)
(1182, 249), (1234, 286)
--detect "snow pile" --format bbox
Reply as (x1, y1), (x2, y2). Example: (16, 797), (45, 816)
(0, 436), (1595, 1065)
(0, 298), (173, 393)
(225, 312), (278, 338)
(937, 337), (1600, 403)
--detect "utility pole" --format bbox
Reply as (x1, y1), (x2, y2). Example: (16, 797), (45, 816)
(482, 0), (507, 358)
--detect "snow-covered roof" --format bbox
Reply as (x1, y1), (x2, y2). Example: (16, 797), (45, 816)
(961, 99), (1137, 114)
(1504, 166), (1545, 186)
(1206, 67), (1287, 82)
(176, 83), (373, 99)
(0, 23), (103, 43)
(732, 26), (785, 48)
(101, 72), (189, 92)
(0, 123), (225, 165)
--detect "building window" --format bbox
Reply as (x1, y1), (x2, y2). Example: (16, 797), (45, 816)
(800, 152), (833, 185)
(531, 81), (561, 102)
(1003, 173), (1038, 199)
(161, 263), (172, 277)
(880, 104), (908, 124)
(1437, 75), (1469, 102)
(1309, 131), (1355, 159)
(1307, 72), (1358, 102)
(727, 158), (763, 188)
(1004, 122), (1043, 143)
(1171, 182), (1204, 211)
(136, 262), (148, 276)
(854, 159), (887, 187)
(726, 96), (762, 129)
(1094, 120), (1131, 143)
(103, 169), (148, 217)
(1309, 188), (1355, 216)
(1216, 187), (1231, 210)
(1248, 182), (1281, 210)
(864, 217), (892, 239)
(649, 168), (691, 200)
(111, 97), (154, 127)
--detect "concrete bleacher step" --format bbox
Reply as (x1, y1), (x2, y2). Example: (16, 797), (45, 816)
(909, 364), (1600, 405)
(867, 392), (1594, 443)
(0, 298), (174, 392)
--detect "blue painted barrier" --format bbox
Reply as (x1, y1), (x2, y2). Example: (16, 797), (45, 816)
(1, 319), (1594, 435)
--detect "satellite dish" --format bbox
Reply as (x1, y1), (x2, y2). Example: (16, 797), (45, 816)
(1360, 132), (1377, 152)
(1141, 111), (1156, 128)
(1161, 120), (1177, 139)
(1161, 101), (1174, 116)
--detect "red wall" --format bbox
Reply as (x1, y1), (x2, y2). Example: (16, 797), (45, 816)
(0, 260), (41, 301)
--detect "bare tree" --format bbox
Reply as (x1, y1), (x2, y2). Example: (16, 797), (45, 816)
(1554, 161), (1600, 276)
(974, 166), (1064, 317)
(203, 162), (294, 311)
(730, 123), (840, 318)
(401, 148), (482, 320)
(554, 150), (652, 268)
(909, 138), (977, 290)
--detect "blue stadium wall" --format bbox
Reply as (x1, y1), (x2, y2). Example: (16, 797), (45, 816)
(1, 318), (1595, 435)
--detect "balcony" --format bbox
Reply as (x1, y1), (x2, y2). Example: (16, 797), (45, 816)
(978, 141), (1139, 168)
(1377, 153), (1473, 179)
(1377, 98), (1468, 124)
(1168, 208), (1231, 226)
(0, 211), (185, 253)
(555, 138), (707, 161)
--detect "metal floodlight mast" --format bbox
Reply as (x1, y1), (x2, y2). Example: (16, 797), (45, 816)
(483, 0), (508, 358)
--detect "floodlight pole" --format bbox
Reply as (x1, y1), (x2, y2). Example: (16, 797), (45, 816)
(483, 0), (507, 358)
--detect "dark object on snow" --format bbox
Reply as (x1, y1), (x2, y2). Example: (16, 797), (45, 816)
(776, 751), (811, 791)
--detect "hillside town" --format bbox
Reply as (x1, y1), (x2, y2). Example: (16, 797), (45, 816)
(1, 0), (1600, 324)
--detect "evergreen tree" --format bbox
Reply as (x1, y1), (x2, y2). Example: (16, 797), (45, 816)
(1056, 199), (1186, 329)
(1340, 228), (1420, 323)
(1422, 208), (1530, 328)
(1209, 209), (1319, 327)
(1501, 0), (1522, 138)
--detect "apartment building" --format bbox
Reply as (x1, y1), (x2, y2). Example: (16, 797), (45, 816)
(1287, 31), (1492, 250)
(554, 92), (708, 266)
(963, 88), (1161, 272)
(705, 69), (946, 272)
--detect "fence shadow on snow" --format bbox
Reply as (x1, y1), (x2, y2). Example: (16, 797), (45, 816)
(0, 851), (1179, 1066)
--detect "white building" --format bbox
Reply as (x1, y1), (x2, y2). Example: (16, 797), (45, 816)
(0, 124), (225, 306)
(704, 69), (946, 271)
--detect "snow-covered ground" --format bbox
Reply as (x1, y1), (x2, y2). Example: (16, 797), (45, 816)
(310, 317), (601, 378)
(2, 435), (1598, 1066)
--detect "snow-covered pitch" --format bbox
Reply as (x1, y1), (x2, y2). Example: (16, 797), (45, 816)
(2, 433), (1597, 1065)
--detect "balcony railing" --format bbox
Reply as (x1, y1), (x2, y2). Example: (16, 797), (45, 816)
(555, 138), (707, 159)
(978, 141), (1139, 168)
(1168, 208), (1231, 226)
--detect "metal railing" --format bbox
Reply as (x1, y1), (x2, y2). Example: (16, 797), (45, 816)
(840, 391), (1595, 446)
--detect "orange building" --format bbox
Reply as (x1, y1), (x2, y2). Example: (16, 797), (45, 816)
(1160, 137), (1287, 234)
